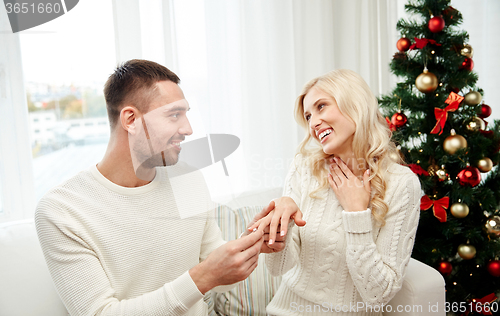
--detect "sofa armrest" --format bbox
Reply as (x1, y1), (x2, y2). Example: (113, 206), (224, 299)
(383, 258), (446, 315)
(0, 219), (68, 316)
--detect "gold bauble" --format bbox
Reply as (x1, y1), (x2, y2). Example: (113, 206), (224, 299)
(436, 167), (448, 181)
(466, 117), (486, 131)
(464, 91), (482, 106)
(458, 244), (476, 260)
(485, 216), (500, 238)
(388, 148), (403, 162)
(478, 157), (493, 173)
(427, 164), (439, 176)
(450, 202), (469, 218)
(460, 44), (474, 58)
(443, 130), (467, 155)
(416, 69), (438, 93)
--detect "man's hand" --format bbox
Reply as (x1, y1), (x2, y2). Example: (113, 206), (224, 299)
(189, 228), (264, 294)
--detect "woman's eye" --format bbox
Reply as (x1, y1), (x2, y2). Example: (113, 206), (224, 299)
(318, 104), (325, 110)
(305, 114), (311, 121)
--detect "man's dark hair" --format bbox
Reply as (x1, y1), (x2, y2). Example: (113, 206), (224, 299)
(104, 59), (180, 128)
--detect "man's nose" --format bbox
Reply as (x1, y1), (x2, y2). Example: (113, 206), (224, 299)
(179, 116), (193, 136)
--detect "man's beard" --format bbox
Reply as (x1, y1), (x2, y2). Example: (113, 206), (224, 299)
(135, 150), (179, 180)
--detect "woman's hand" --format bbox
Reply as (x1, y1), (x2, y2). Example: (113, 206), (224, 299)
(328, 157), (371, 212)
(247, 197), (306, 251)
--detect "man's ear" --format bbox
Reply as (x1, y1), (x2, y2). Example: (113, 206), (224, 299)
(120, 106), (139, 135)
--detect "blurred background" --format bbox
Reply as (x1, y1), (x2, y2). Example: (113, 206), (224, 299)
(1, 0), (499, 222)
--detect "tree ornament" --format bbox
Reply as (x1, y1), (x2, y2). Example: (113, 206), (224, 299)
(430, 92), (464, 135)
(460, 44), (474, 58)
(442, 6), (459, 20)
(485, 216), (500, 238)
(466, 116), (486, 132)
(438, 261), (453, 276)
(436, 166), (448, 181)
(420, 195), (449, 223)
(428, 16), (445, 33)
(396, 37), (411, 52)
(427, 164), (439, 176)
(416, 68), (438, 93)
(443, 130), (467, 155)
(450, 202), (469, 218)
(457, 243), (476, 260)
(477, 103), (492, 118)
(391, 112), (407, 128)
(457, 166), (481, 187)
(393, 52), (407, 61)
(409, 164), (428, 176)
(487, 260), (500, 277)
(409, 38), (441, 50)
(477, 157), (493, 173)
(464, 91), (482, 105)
(388, 147), (404, 162)
(460, 57), (474, 71)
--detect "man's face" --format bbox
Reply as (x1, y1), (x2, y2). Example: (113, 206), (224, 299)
(129, 81), (193, 176)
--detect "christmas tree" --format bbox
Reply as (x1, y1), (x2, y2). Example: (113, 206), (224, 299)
(378, 0), (500, 314)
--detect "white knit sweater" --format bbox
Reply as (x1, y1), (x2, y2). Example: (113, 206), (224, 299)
(266, 155), (421, 316)
(35, 164), (230, 316)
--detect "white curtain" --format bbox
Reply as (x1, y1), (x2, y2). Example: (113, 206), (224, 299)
(110, 0), (401, 201)
(0, 5), (36, 223)
(1, 1), (498, 221)
(445, 0), (500, 121)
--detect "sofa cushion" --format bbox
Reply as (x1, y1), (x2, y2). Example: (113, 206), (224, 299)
(212, 205), (282, 316)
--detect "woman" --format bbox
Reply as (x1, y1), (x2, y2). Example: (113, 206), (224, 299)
(249, 69), (421, 315)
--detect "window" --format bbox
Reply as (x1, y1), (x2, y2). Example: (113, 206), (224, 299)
(20, 0), (115, 202)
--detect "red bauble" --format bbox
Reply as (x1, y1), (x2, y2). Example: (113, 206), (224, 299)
(487, 260), (500, 277)
(457, 166), (481, 187)
(396, 38), (411, 52)
(478, 104), (492, 119)
(428, 16), (445, 33)
(391, 112), (407, 128)
(438, 261), (453, 276)
(460, 57), (474, 71)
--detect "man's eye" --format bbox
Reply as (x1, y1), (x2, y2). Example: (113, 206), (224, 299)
(171, 113), (179, 118)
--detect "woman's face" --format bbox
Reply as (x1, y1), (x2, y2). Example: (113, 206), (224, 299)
(303, 86), (356, 156)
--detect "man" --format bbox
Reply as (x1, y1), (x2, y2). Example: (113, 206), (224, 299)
(35, 59), (301, 316)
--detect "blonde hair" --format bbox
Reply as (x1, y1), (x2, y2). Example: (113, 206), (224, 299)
(294, 69), (401, 226)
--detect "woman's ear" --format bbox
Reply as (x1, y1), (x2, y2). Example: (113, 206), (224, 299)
(120, 106), (138, 135)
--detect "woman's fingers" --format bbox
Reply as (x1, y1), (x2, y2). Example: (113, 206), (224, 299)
(328, 173), (337, 190)
(363, 169), (371, 192)
(268, 211), (281, 245)
(329, 162), (344, 188)
(334, 157), (354, 178)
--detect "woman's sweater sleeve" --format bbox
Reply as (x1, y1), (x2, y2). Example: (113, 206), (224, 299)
(35, 201), (204, 316)
(265, 155), (303, 276)
(342, 172), (421, 305)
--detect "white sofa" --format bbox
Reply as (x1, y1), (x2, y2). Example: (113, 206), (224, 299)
(0, 188), (446, 316)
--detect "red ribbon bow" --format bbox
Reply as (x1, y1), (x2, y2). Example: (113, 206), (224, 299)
(409, 37), (442, 50)
(408, 164), (429, 176)
(465, 293), (498, 315)
(430, 92), (464, 135)
(385, 117), (396, 131)
(420, 195), (449, 222)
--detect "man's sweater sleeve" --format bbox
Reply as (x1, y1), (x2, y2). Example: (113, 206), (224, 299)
(342, 172), (421, 305)
(35, 202), (204, 316)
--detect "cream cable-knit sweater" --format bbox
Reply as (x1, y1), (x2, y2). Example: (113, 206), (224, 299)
(266, 155), (421, 316)
(35, 164), (231, 316)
